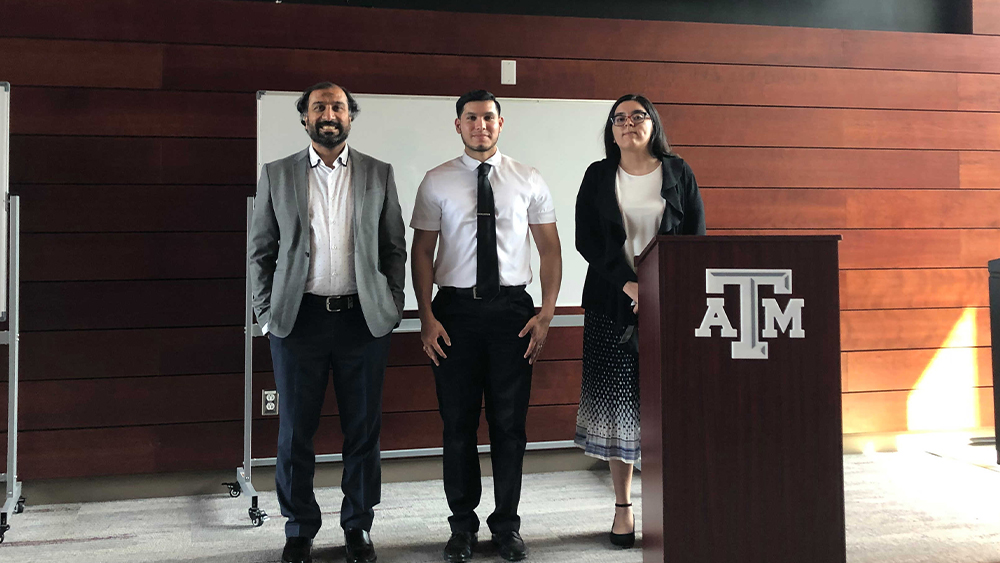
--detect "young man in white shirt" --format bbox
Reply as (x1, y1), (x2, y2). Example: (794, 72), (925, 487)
(410, 90), (562, 562)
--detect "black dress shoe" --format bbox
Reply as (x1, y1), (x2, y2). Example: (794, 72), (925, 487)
(281, 537), (313, 563)
(443, 531), (477, 562)
(609, 502), (636, 548)
(344, 528), (377, 563)
(491, 531), (527, 562)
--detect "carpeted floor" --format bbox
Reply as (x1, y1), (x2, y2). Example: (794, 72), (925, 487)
(4, 450), (1000, 562)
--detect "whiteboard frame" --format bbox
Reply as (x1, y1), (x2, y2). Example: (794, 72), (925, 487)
(0, 83), (10, 321)
(256, 90), (615, 312)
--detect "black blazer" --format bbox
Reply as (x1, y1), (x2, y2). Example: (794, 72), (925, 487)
(575, 155), (706, 329)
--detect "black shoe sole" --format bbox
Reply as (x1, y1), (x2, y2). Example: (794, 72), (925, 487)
(609, 531), (636, 548)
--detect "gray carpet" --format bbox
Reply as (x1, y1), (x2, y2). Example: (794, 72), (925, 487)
(4, 451), (1000, 562)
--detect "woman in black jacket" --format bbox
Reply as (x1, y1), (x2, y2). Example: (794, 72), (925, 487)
(574, 94), (705, 547)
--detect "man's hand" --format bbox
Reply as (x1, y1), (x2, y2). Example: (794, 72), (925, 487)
(420, 315), (451, 366)
(519, 313), (553, 365)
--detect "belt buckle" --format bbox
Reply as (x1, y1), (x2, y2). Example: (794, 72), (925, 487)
(472, 286), (482, 300)
(325, 296), (346, 312)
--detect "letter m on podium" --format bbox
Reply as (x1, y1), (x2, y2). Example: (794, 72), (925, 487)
(695, 269), (805, 360)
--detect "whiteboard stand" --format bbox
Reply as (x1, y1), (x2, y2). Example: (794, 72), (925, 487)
(0, 195), (24, 544)
(225, 194), (578, 528)
(223, 197), (269, 527)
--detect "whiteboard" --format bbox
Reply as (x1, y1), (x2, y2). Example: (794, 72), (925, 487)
(0, 82), (9, 320)
(257, 92), (613, 310)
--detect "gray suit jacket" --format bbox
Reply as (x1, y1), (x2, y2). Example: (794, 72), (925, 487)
(248, 147), (406, 338)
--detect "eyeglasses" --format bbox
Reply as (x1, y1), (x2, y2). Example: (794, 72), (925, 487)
(610, 112), (650, 127)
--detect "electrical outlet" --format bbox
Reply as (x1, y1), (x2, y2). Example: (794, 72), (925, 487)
(262, 390), (279, 416)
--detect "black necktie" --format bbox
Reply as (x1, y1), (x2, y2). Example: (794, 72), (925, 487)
(476, 162), (500, 300)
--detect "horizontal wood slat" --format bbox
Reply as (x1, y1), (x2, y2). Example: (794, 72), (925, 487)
(712, 229), (1000, 269)
(21, 280), (244, 331)
(157, 44), (1000, 112)
(10, 136), (255, 185)
(2, 404), (579, 479)
(840, 269), (989, 310)
(10, 328), (245, 381)
(5, 0), (1000, 73)
(684, 147), (962, 189)
(11, 87), (255, 138)
(842, 387), (994, 434)
(974, 0), (1000, 35)
(258, 327), (586, 372)
(247, 361), (582, 422)
(0, 325), (584, 382)
(844, 348), (993, 392)
(2, 361), (581, 432)
(703, 189), (1000, 230)
(9, 144), (992, 197)
(959, 152), (1000, 189)
(17, 185), (252, 233)
(687, 146), (1000, 190)
(663, 105), (1000, 151)
(22, 233), (246, 281)
(842, 307), (991, 352)
(254, 404), (580, 465)
(0, 38), (163, 89)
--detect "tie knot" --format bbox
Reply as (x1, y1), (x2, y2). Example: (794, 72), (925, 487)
(478, 162), (492, 177)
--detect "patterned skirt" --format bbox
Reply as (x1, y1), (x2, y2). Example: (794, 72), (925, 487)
(574, 309), (640, 463)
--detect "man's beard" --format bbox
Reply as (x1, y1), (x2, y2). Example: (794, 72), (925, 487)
(462, 135), (497, 154)
(308, 119), (350, 148)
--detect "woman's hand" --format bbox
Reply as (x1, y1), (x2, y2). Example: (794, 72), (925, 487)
(623, 281), (639, 314)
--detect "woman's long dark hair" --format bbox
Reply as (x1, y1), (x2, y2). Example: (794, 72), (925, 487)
(603, 93), (673, 162)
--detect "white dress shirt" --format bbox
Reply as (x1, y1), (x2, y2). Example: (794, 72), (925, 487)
(410, 150), (556, 288)
(304, 144), (357, 296)
(616, 164), (665, 270)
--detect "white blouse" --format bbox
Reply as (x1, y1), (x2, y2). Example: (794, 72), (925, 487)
(615, 164), (665, 270)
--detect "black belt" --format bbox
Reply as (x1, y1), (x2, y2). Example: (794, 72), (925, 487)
(302, 293), (358, 312)
(438, 285), (526, 300)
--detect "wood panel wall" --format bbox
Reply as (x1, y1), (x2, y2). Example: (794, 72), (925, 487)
(0, 0), (997, 479)
(975, 0), (1000, 34)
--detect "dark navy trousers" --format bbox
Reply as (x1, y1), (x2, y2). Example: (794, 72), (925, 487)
(269, 298), (391, 538)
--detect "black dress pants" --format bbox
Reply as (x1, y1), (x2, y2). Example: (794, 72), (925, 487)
(269, 295), (391, 538)
(431, 286), (534, 534)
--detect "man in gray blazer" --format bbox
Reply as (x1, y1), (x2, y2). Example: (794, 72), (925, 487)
(249, 82), (406, 563)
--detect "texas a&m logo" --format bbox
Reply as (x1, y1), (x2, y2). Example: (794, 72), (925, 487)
(694, 269), (804, 360)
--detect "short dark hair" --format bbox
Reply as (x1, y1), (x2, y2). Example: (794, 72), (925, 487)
(603, 94), (673, 162)
(296, 82), (360, 125)
(456, 90), (501, 117)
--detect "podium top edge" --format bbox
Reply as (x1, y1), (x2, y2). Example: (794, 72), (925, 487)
(989, 257), (1000, 271)
(0, 82), (9, 91)
(648, 234), (843, 245)
(637, 234), (841, 263)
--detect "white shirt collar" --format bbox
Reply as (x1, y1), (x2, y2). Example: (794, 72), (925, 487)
(308, 144), (350, 170)
(460, 149), (502, 171)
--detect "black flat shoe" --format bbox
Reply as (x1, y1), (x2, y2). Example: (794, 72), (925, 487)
(610, 503), (635, 548)
(492, 530), (527, 562)
(443, 531), (477, 562)
(281, 536), (313, 563)
(344, 528), (377, 563)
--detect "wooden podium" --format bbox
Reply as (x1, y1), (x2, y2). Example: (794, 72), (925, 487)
(636, 236), (845, 563)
